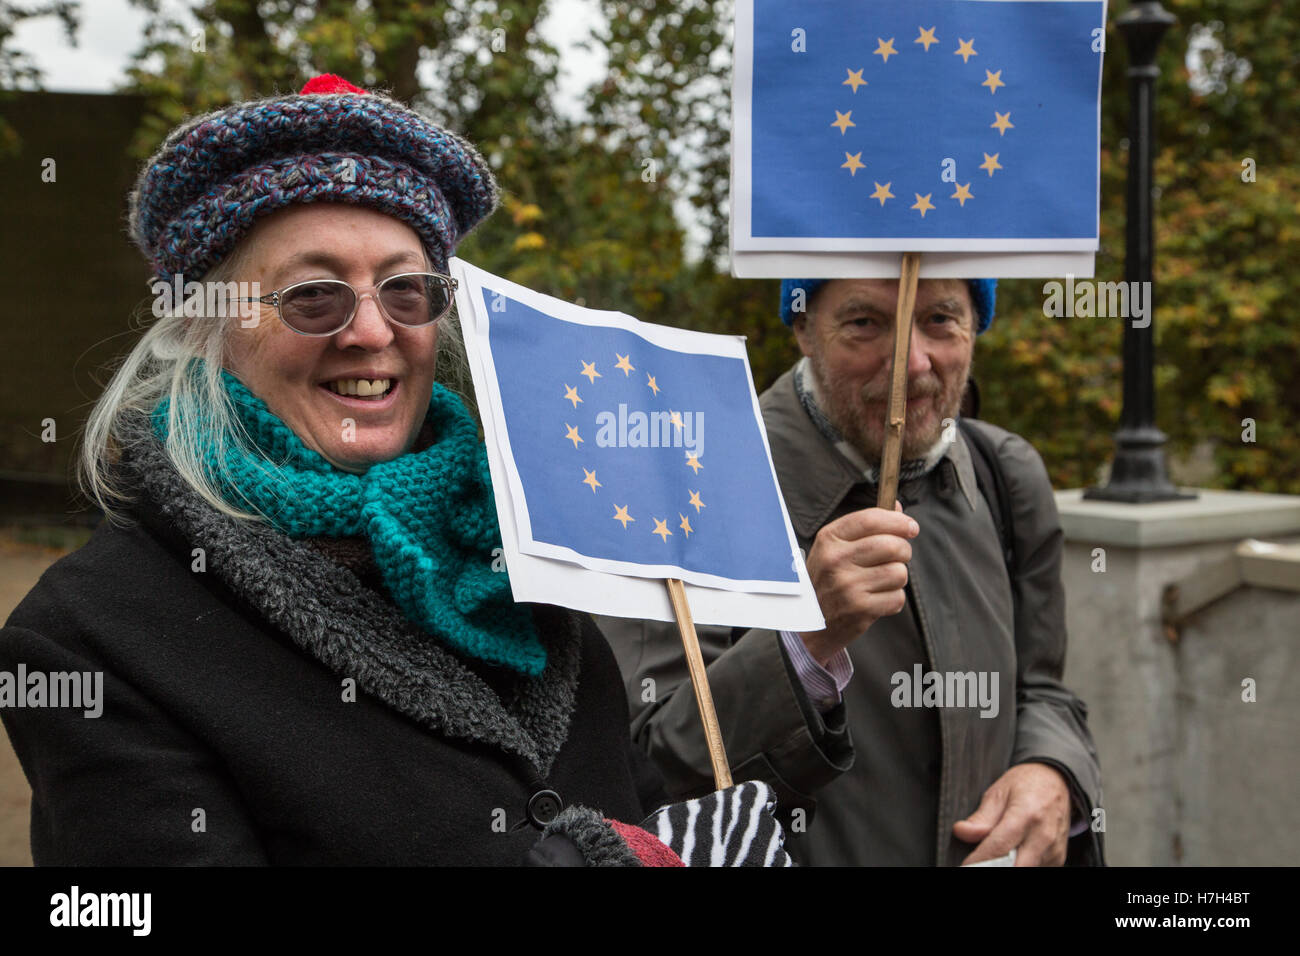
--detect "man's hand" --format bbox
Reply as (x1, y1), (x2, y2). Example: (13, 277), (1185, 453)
(953, 762), (1071, 866)
(798, 502), (919, 666)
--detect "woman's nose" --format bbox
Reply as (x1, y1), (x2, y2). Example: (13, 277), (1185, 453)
(334, 292), (395, 349)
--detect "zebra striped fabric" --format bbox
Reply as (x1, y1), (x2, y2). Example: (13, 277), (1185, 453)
(642, 781), (794, 867)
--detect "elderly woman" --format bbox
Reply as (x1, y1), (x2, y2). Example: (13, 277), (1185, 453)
(0, 75), (788, 866)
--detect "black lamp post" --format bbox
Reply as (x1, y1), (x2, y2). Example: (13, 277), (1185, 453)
(1085, 1), (1195, 503)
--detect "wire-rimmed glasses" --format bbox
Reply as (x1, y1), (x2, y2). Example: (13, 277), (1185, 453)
(235, 272), (458, 337)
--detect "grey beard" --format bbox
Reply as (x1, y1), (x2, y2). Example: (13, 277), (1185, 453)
(793, 358), (948, 484)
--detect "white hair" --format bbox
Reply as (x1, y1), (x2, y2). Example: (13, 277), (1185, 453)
(79, 242), (472, 526)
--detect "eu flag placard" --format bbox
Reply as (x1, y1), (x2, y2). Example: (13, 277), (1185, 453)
(453, 263), (805, 596)
(733, 0), (1106, 254)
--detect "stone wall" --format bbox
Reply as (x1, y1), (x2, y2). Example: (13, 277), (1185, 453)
(1058, 490), (1300, 866)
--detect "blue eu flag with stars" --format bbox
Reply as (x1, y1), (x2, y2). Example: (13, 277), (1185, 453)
(483, 290), (800, 587)
(749, 0), (1105, 242)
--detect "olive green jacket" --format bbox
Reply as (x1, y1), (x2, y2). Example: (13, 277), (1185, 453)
(598, 366), (1104, 865)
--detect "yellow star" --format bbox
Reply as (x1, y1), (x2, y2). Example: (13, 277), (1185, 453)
(842, 68), (867, 93)
(685, 452), (703, 474)
(841, 151), (865, 176)
(954, 38), (977, 63)
(564, 423), (583, 448)
(678, 513), (693, 539)
(874, 37), (897, 63)
(979, 152), (1003, 177)
(582, 468), (601, 493)
(612, 504), (634, 529)
(982, 69), (1005, 94)
(651, 518), (672, 542)
(688, 490), (705, 513)
(915, 26), (938, 51)
(951, 182), (973, 206)
(562, 384), (581, 408)
(991, 111), (1014, 135)
(830, 110), (855, 135)
(580, 360), (601, 383)
(614, 353), (634, 375)
(646, 373), (660, 396)
(870, 181), (894, 206)
(911, 192), (935, 218)
(669, 410), (684, 430)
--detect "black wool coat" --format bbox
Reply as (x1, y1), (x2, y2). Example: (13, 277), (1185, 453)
(0, 423), (665, 865)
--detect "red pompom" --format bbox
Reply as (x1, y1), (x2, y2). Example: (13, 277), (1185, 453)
(299, 74), (367, 96)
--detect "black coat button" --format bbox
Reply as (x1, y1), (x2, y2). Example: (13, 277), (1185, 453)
(526, 789), (563, 828)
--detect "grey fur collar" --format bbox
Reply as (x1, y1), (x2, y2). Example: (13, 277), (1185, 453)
(119, 417), (580, 777)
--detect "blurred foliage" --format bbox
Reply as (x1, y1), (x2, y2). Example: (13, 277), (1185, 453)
(16, 0), (1292, 491)
(0, 0), (78, 156)
(1140, 0), (1300, 493)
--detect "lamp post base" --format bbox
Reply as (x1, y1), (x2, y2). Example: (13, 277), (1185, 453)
(1084, 425), (1198, 503)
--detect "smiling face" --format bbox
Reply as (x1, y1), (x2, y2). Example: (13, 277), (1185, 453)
(793, 278), (976, 464)
(222, 204), (440, 472)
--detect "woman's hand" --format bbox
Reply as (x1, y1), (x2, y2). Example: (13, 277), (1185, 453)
(527, 780), (794, 866)
(641, 780), (794, 866)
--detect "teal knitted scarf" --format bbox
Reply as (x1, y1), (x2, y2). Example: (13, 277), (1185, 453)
(151, 366), (545, 676)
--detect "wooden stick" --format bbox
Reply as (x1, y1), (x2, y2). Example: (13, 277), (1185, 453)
(876, 252), (922, 511)
(665, 578), (733, 789)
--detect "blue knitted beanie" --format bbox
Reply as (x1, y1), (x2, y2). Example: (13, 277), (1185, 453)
(127, 73), (497, 282)
(779, 278), (998, 334)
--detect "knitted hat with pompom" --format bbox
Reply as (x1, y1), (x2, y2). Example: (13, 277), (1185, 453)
(127, 73), (497, 282)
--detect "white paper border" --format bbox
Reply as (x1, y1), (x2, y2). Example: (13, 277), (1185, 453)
(730, 0), (1109, 273)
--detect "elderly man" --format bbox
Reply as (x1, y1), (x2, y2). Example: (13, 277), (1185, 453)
(598, 276), (1104, 866)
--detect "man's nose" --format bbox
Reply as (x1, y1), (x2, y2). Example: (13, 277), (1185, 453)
(905, 326), (933, 378)
(334, 292), (395, 350)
